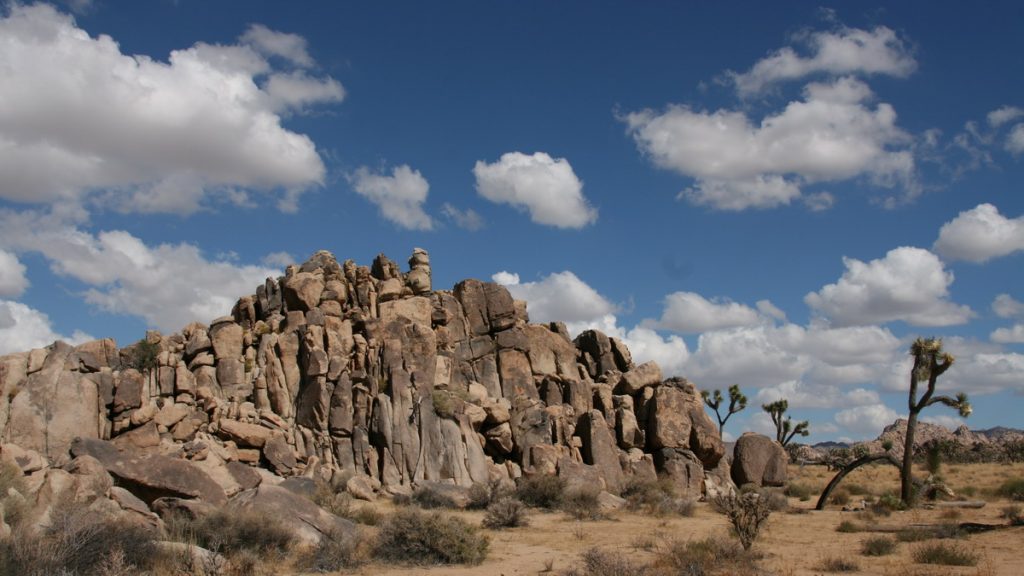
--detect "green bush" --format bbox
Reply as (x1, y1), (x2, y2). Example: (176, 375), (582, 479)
(996, 477), (1024, 501)
(861, 536), (896, 556)
(515, 474), (566, 509)
(376, 508), (489, 565)
(482, 497), (529, 529)
(911, 542), (979, 566)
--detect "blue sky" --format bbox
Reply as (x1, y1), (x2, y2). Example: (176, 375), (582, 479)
(1, 1), (1022, 442)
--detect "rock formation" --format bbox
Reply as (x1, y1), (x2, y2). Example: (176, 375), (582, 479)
(0, 248), (730, 534)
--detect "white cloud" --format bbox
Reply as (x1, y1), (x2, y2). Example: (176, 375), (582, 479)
(441, 203), (484, 231)
(264, 71), (345, 113)
(756, 300), (787, 321)
(684, 326), (810, 388)
(1007, 124), (1024, 155)
(240, 23), (314, 68)
(653, 291), (762, 333)
(745, 412), (778, 437)
(491, 271), (520, 286)
(835, 403), (902, 438)
(500, 271), (616, 324)
(990, 325), (1024, 344)
(262, 251), (294, 268)
(987, 106), (1024, 127)
(945, 352), (1024, 394)
(729, 25), (916, 96)
(350, 165), (434, 231)
(0, 5), (340, 214)
(0, 210), (279, 333)
(755, 380), (880, 409)
(473, 152), (597, 228)
(624, 77), (915, 210)
(933, 203), (1024, 263)
(805, 247), (973, 327)
(993, 294), (1024, 318)
(921, 414), (967, 430)
(0, 249), (28, 298)
(0, 300), (92, 355)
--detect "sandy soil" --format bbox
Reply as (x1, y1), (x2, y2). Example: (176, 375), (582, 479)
(311, 462), (1024, 576)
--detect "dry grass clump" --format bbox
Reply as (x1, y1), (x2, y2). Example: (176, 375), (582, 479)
(0, 501), (159, 576)
(171, 507), (294, 558)
(620, 478), (696, 517)
(817, 556), (860, 572)
(835, 520), (862, 533)
(911, 541), (979, 566)
(515, 474), (566, 509)
(297, 527), (373, 572)
(482, 497), (529, 529)
(784, 482), (815, 501)
(566, 536), (760, 576)
(710, 493), (772, 551)
(995, 477), (1024, 501)
(861, 535), (897, 556)
(895, 528), (933, 543)
(375, 508), (489, 565)
(412, 483), (463, 509)
(562, 547), (647, 576)
(560, 486), (606, 521)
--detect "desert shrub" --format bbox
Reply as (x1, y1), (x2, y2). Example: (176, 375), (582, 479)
(515, 474), (566, 509)
(911, 542), (979, 566)
(710, 493), (772, 551)
(784, 482), (814, 501)
(652, 535), (755, 576)
(561, 486), (605, 521)
(996, 477), (1024, 501)
(818, 557), (859, 572)
(844, 483), (871, 496)
(1001, 504), (1023, 525)
(310, 478), (352, 518)
(350, 505), (383, 526)
(467, 479), (512, 510)
(376, 508), (489, 565)
(861, 536), (897, 556)
(187, 507), (294, 556)
(0, 462), (29, 528)
(563, 547), (647, 576)
(128, 339), (160, 373)
(830, 488), (851, 506)
(482, 497), (528, 529)
(835, 520), (862, 533)
(392, 492), (413, 506)
(621, 477), (694, 517)
(0, 503), (158, 576)
(896, 528), (933, 543)
(875, 492), (905, 511)
(412, 483), (461, 509)
(299, 527), (373, 572)
(933, 522), (964, 539)
(761, 488), (789, 511)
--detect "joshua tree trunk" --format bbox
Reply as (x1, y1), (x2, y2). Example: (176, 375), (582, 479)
(816, 453), (901, 511)
(900, 410), (919, 505)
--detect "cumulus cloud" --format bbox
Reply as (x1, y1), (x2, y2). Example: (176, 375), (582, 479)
(933, 203), (1024, 263)
(497, 271), (616, 324)
(1007, 124), (1024, 155)
(945, 351), (1024, 394)
(755, 380), (880, 410)
(0, 300), (92, 355)
(729, 25), (916, 96)
(990, 325), (1024, 344)
(920, 414), (967, 430)
(0, 4), (341, 215)
(653, 291), (762, 333)
(350, 165), (434, 230)
(0, 210), (279, 333)
(992, 294), (1024, 318)
(0, 250), (28, 298)
(835, 403), (902, 437)
(805, 247), (973, 327)
(473, 152), (597, 228)
(441, 203), (484, 231)
(987, 106), (1024, 127)
(623, 77), (915, 210)
(240, 23), (315, 68)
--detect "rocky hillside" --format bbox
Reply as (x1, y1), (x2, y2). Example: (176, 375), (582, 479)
(0, 249), (732, 516)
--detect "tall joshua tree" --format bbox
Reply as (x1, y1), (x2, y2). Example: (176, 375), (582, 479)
(702, 384), (748, 439)
(762, 399), (809, 447)
(901, 337), (970, 504)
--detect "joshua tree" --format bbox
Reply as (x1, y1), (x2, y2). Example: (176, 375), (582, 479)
(701, 384), (748, 439)
(900, 337), (970, 505)
(761, 399), (809, 447)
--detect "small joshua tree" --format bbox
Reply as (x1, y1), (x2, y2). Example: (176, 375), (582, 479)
(702, 384), (748, 439)
(762, 399), (809, 447)
(901, 337), (970, 505)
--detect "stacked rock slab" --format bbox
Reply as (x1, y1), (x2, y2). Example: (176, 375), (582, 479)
(0, 249), (726, 500)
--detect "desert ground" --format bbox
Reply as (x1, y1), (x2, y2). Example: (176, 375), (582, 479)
(333, 461), (1024, 576)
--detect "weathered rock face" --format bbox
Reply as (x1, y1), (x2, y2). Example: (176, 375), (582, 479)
(731, 432), (787, 488)
(0, 248), (728, 502)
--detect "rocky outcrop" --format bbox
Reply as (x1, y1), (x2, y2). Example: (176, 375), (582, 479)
(731, 432), (787, 488)
(0, 248), (730, 505)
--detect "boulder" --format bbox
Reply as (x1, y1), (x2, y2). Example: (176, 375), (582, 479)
(731, 432), (788, 488)
(230, 484), (356, 546)
(617, 361), (662, 394)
